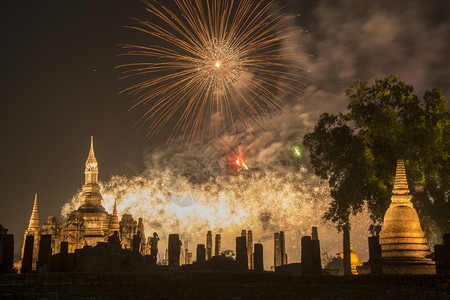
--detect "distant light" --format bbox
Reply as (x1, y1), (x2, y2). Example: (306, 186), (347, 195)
(215, 61), (221, 68)
(293, 146), (301, 157)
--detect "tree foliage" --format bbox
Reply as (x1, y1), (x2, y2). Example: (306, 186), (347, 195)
(303, 75), (449, 237)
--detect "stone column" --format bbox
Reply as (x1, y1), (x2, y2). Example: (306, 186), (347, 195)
(368, 236), (382, 274)
(280, 231), (286, 265)
(196, 244), (206, 263)
(247, 230), (253, 270)
(214, 234), (221, 256)
(343, 225), (352, 276)
(1, 234), (14, 274)
(206, 231), (212, 260)
(311, 227), (321, 274)
(254, 243), (264, 271)
(21, 236), (34, 273)
(168, 234), (181, 267)
(132, 234), (141, 253)
(435, 234), (450, 275)
(188, 253), (193, 265)
(236, 236), (248, 271)
(301, 236), (312, 275)
(274, 232), (282, 268)
(37, 234), (52, 272)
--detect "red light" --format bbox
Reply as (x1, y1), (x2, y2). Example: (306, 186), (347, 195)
(236, 158), (241, 166)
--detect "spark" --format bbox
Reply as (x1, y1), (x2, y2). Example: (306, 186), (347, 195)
(236, 157), (248, 170)
(62, 168), (372, 267)
(119, 0), (307, 143)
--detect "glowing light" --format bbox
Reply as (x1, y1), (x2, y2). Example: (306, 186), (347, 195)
(119, 0), (307, 142)
(61, 169), (373, 267)
(293, 146), (301, 157)
(236, 157), (248, 170)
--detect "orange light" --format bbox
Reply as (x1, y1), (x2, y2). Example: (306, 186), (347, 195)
(236, 158), (241, 166)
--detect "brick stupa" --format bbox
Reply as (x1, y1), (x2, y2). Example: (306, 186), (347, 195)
(379, 159), (435, 274)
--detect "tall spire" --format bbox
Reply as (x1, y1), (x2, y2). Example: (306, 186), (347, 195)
(85, 136), (98, 172)
(393, 159), (410, 195)
(391, 159), (412, 207)
(78, 137), (105, 212)
(27, 193), (39, 231)
(109, 199), (120, 235)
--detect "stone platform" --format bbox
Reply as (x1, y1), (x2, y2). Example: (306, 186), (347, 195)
(1, 272), (449, 299)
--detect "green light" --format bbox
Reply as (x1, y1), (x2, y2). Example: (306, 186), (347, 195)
(293, 146), (301, 157)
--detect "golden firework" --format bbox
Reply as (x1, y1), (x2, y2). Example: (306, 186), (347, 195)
(119, 0), (307, 142)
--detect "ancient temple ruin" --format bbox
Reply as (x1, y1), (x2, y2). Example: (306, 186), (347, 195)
(20, 138), (147, 271)
(379, 159), (435, 274)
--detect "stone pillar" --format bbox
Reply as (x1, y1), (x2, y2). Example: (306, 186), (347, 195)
(311, 228), (322, 274)
(1, 234), (14, 274)
(435, 234), (450, 275)
(343, 225), (352, 276)
(164, 249), (169, 265)
(280, 231), (286, 265)
(214, 234), (221, 256)
(168, 234), (181, 267)
(185, 244), (189, 265)
(188, 253), (193, 265)
(274, 232), (282, 268)
(435, 244), (446, 274)
(196, 244), (206, 263)
(254, 243), (264, 271)
(132, 234), (142, 253)
(236, 236), (248, 271)
(312, 227), (318, 240)
(247, 230), (253, 270)
(206, 231), (212, 260)
(21, 235), (34, 273)
(301, 236), (312, 275)
(37, 234), (52, 272)
(368, 236), (382, 274)
(444, 234), (450, 271)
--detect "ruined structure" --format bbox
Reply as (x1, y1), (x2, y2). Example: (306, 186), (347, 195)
(301, 227), (322, 275)
(214, 234), (221, 256)
(20, 138), (148, 269)
(21, 194), (40, 271)
(0, 224), (14, 274)
(274, 231), (287, 269)
(379, 159), (435, 274)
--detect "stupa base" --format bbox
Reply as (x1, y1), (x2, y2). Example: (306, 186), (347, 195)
(382, 258), (436, 274)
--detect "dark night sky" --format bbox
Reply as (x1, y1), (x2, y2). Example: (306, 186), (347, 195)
(1, 0), (449, 252)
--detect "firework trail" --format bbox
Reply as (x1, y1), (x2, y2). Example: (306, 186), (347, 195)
(119, 0), (307, 143)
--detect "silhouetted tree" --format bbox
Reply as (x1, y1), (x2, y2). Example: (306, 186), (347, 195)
(303, 75), (449, 239)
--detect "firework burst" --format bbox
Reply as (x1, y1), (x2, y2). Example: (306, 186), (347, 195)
(119, 0), (308, 143)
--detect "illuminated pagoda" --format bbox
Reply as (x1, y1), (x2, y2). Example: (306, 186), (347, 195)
(379, 159), (435, 274)
(20, 137), (147, 270)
